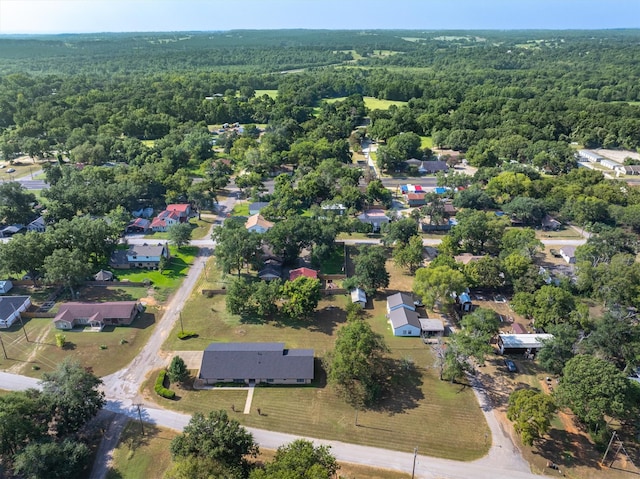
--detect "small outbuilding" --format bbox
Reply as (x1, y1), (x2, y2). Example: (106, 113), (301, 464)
(289, 267), (318, 281)
(93, 270), (114, 282)
(350, 288), (367, 307)
(419, 318), (445, 339)
(497, 333), (554, 355)
(559, 246), (576, 264)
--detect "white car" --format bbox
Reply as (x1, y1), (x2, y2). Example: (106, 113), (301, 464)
(0, 164), (5, 169)
(6, 168), (15, 173)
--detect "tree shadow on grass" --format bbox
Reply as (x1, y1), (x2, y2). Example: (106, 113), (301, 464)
(372, 357), (425, 415)
(532, 427), (602, 472)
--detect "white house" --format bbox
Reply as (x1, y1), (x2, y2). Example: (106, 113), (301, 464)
(388, 308), (422, 337)
(0, 296), (31, 329)
(559, 246), (576, 264)
(110, 243), (170, 269)
(577, 150), (604, 162)
(0, 280), (13, 294)
(357, 209), (390, 232)
(386, 292), (416, 313)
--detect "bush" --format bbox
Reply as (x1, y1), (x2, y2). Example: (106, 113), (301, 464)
(55, 333), (66, 348)
(99, 344), (108, 350)
(154, 370), (176, 399)
(177, 330), (197, 340)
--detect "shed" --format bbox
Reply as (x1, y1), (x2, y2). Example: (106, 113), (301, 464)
(497, 333), (554, 355)
(198, 342), (314, 385)
(0, 280), (13, 294)
(93, 270), (114, 282)
(458, 292), (472, 312)
(350, 288), (367, 307)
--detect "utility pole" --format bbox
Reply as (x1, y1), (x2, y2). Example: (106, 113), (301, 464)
(0, 334), (7, 359)
(135, 403), (145, 436)
(13, 305), (28, 342)
(601, 431), (616, 466)
(411, 447), (418, 479)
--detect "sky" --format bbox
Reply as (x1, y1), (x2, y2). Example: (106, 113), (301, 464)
(0, 0), (638, 34)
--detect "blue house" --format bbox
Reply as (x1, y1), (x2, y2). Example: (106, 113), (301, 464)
(386, 292), (416, 314)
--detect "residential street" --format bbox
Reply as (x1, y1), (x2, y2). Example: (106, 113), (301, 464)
(0, 185), (559, 478)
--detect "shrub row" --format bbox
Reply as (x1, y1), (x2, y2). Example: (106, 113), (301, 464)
(154, 370), (175, 399)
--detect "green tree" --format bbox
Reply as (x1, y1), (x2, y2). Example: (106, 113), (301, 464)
(40, 358), (105, 438)
(170, 410), (258, 473)
(325, 320), (388, 408)
(0, 182), (36, 225)
(500, 228), (543, 259)
(507, 389), (556, 446)
(382, 217), (418, 246)
(212, 218), (261, 276)
(280, 276), (321, 320)
(43, 248), (91, 298)
(250, 439), (339, 479)
(555, 355), (631, 428)
(392, 234), (424, 273)
(449, 209), (508, 255)
(165, 456), (243, 479)
(226, 277), (255, 317)
(350, 246), (389, 295)
(502, 197), (547, 227)
(0, 390), (47, 458)
(168, 222), (193, 248)
(460, 307), (501, 338)
(13, 439), (90, 479)
(537, 323), (580, 375)
(413, 265), (467, 310)
(168, 356), (190, 384)
(0, 231), (52, 285)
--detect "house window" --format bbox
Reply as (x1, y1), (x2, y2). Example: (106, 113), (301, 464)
(266, 379), (274, 383)
(296, 379), (305, 383)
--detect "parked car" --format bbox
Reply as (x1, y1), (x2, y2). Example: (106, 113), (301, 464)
(6, 168), (15, 173)
(414, 299), (424, 307)
(504, 359), (517, 373)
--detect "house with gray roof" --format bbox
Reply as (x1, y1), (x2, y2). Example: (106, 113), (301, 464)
(386, 292), (416, 313)
(110, 243), (170, 269)
(388, 308), (422, 337)
(198, 342), (314, 385)
(0, 296), (31, 329)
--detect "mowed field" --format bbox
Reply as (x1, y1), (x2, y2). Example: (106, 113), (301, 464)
(155, 258), (490, 461)
(325, 96), (408, 110)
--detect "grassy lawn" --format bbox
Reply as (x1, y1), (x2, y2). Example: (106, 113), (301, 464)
(325, 96), (407, 110)
(114, 246), (197, 299)
(107, 419), (410, 479)
(156, 280), (489, 460)
(420, 136), (433, 149)
(534, 227), (583, 240)
(319, 245), (345, 275)
(232, 202), (250, 216)
(0, 306), (158, 378)
(254, 89), (278, 99)
(106, 421), (177, 479)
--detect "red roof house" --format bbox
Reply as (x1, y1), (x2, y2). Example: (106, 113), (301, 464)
(289, 267), (318, 281)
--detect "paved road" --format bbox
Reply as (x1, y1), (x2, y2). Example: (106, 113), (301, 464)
(0, 372), (543, 479)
